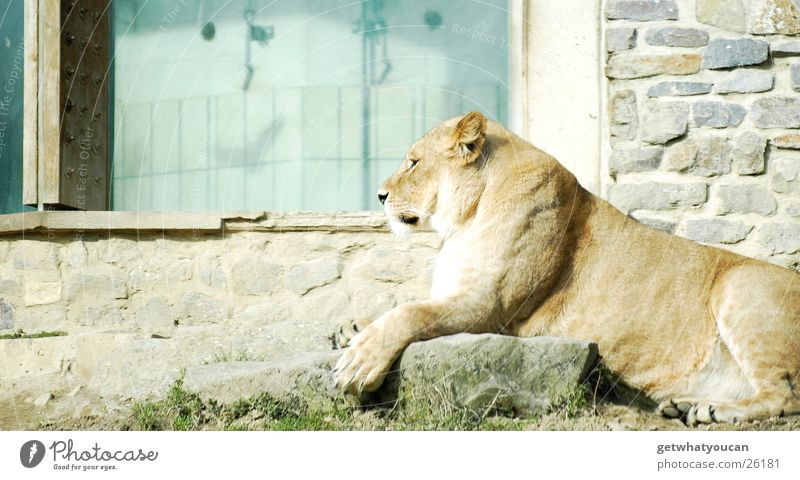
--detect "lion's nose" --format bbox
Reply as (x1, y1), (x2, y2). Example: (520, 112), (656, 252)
(377, 191), (388, 204)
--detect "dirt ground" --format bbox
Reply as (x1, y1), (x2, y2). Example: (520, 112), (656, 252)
(36, 398), (800, 432)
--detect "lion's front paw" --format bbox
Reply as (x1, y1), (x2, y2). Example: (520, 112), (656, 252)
(333, 322), (399, 396)
(330, 318), (372, 350)
(658, 398), (720, 426)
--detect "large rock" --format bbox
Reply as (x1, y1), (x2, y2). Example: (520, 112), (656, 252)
(702, 38), (769, 69)
(692, 101), (746, 128)
(715, 70), (774, 94)
(641, 101), (689, 144)
(606, 54), (701, 79)
(733, 132), (767, 175)
(386, 335), (598, 417)
(609, 90), (638, 140)
(647, 82), (712, 97)
(606, 0), (679, 21)
(645, 27), (709, 47)
(609, 182), (708, 212)
(751, 97), (800, 128)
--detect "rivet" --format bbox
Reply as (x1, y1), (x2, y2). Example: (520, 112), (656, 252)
(65, 133), (75, 144)
(79, 37), (89, 49)
(79, 6), (87, 19)
(93, 143), (102, 154)
(65, 98), (75, 113)
(79, 104), (89, 116)
(65, 33), (75, 45)
(65, 167), (75, 178)
(65, 65), (75, 77)
(92, 111), (102, 121)
(79, 72), (88, 84)
(92, 73), (102, 87)
(93, 42), (102, 54)
(92, 176), (102, 186)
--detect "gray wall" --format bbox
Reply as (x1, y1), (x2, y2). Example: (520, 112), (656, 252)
(604, 0), (800, 271)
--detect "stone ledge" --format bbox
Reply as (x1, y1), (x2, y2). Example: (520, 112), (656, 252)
(0, 211), (398, 235)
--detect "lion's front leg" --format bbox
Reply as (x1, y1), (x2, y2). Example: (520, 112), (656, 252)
(333, 299), (494, 395)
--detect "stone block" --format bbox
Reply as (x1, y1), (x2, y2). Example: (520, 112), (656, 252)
(645, 27), (709, 47)
(692, 101), (746, 128)
(664, 136), (732, 176)
(684, 219), (753, 244)
(715, 70), (774, 94)
(771, 158), (800, 194)
(647, 82), (712, 97)
(607, 27), (637, 52)
(283, 256), (342, 295)
(178, 291), (232, 325)
(748, 0), (800, 35)
(702, 38), (769, 69)
(757, 223), (800, 254)
(630, 213), (677, 233)
(751, 97), (800, 128)
(610, 90), (638, 140)
(609, 182), (708, 211)
(733, 132), (767, 175)
(641, 101), (689, 144)
(771, 133), (800, 150)
(609, 146), (663, 177)
(696, 0), (747, 33)
(717, 184), (777, 215)
(229, 256), (281, 296)
(606, 0), (679, 21)
(24, 282), (63, 307)
(606, 54), (702, 79)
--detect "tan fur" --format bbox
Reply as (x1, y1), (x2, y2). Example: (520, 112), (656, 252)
(333, 112), (800, 426)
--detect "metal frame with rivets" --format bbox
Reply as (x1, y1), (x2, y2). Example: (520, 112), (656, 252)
(24, 0), (111, 211)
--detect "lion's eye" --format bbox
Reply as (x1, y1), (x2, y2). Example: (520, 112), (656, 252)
(408, 159), (419, 170)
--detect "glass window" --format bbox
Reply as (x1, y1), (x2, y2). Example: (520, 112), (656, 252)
(111, 0), (511, 212)
(0, 0), (29, 214)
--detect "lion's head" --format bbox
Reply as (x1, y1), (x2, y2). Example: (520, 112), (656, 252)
(377, 111), (488, 236)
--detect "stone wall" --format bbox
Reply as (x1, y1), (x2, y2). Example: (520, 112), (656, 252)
(0, 219), (438, 428)
(603, 0), (800, 270)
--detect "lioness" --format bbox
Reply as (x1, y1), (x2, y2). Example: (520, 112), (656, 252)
(333, 111), (800, 425)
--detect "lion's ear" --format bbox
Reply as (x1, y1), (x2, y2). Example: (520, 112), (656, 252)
(451, 111), (487, 163)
